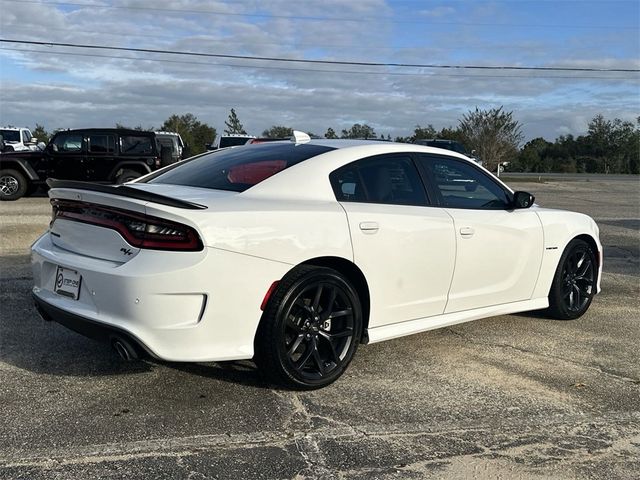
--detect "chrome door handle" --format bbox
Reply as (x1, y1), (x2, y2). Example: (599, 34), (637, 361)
(359, 222), (379, 233)
(460, 227), (475, 238)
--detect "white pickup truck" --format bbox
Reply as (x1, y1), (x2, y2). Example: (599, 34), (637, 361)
(0, 127), (39, 152)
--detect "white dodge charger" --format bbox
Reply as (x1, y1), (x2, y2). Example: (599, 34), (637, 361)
(31, 133), (602, 389)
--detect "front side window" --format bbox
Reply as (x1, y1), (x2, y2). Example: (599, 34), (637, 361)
(22, 130), (32, 143)
(418, 154), (511, 209)
(145, 143), (335, 192)
(88, 135), (115, 153)
(120, 135), (153, 155)
(53, 134), (83, 152)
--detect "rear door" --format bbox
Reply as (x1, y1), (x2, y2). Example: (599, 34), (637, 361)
(331, 153), (456, 328)
(85, 133), (117, 181)
(416, 154), (543, 313)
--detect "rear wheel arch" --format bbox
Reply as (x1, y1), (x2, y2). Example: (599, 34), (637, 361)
(300, 256), (371, 343)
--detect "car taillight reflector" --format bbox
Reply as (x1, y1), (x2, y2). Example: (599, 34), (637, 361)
(51, 199), (203, 251)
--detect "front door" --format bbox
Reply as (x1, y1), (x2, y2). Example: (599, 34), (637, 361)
(416, 154), (543, 313)
(331, 153), (456, 328)
(49, 132), (86, 180)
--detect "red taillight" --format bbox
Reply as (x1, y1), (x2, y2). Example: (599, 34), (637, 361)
(260, 281), (280, 311)
(51, 199), (203, 251)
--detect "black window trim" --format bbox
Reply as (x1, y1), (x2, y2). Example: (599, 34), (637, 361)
(415, 153), (515, 210)
(329, 152), (433, 207)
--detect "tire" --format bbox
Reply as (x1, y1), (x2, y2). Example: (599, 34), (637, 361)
(255, 266), (363, 390)
(547, 238), (597, 320)
(115, 169), (141, 184)
(0, 169), (28, 201)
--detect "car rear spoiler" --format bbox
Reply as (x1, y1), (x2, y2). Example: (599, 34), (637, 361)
(46, 179), (207, 210)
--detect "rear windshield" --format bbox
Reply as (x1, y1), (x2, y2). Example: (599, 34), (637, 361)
(219, 136), (253, 148)
(145, 143), (335, 192)
(0, 130), (20, 142)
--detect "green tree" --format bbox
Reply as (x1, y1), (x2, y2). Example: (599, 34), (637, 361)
(114, 123), (149, 131)
(32, 124), (50, 144)
(324, 127), (338, 139)
(161, 113), (216, 156)
(458, 106), (523, 172)
(341, 123), (377, 139)
(411, 124), (436, 142)
(514, 137), (553, 172)
(262, 126), (293, 138)
(585, 115), (639, 174)
(224, 108), (247, 135)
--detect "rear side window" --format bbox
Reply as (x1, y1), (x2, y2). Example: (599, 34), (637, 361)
(88, 135), (115, 153)
(146, 143), (335, 192)
(120, 135), (154, 155)
(330, 154), (429, 206)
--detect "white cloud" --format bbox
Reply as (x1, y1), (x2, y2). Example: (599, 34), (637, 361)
(0, 0), (638, 140)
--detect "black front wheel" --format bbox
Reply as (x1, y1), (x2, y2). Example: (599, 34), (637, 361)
(255, 266), (362, 389)
(0, 169), (28, 200)
(547, 238), (597, 320)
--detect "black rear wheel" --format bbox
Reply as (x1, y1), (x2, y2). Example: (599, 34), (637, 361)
(547, 239), (597, 320)
(255, 266), (362, 389)
(115, 169), (141, 184)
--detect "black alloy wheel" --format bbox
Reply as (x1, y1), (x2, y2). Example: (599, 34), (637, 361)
(548, 239), (597, 320)
(115, 169), (141, 184)
(0, 169), (28, 201)
(255, 266), (362, 389)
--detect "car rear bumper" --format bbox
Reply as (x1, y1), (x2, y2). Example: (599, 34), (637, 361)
(31, 232), (291, 362)
(33, 292), (156, 359)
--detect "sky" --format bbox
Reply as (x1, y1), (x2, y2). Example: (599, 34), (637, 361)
(0, 0), (638, 142)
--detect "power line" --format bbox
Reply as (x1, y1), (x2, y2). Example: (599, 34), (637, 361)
(2, 39), (638, 73)
(1, 24), (631, 52)
(3, 0), (638, 30)
(2, 46), (635, 81)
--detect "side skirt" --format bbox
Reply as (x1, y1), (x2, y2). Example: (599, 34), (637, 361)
(366, 297), (549, 344)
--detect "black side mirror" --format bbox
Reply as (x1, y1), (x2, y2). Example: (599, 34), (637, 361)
(512, 191), (535, 209)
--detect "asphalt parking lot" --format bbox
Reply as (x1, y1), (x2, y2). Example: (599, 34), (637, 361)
(1, 178), (638, 479)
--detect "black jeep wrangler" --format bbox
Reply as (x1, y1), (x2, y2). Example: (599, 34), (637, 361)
(0, 128), (173, 200)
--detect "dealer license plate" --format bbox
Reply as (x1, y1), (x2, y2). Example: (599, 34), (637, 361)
(54, 266), (82, 300)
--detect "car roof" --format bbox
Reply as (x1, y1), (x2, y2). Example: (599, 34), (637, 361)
(54, 128), (155, 135)
(243, 139), (494, 202)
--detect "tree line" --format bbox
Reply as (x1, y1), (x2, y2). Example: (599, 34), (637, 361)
(29, 107), (639, 174)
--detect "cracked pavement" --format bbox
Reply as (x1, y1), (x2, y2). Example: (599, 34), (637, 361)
(1, 177), (638, 479)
